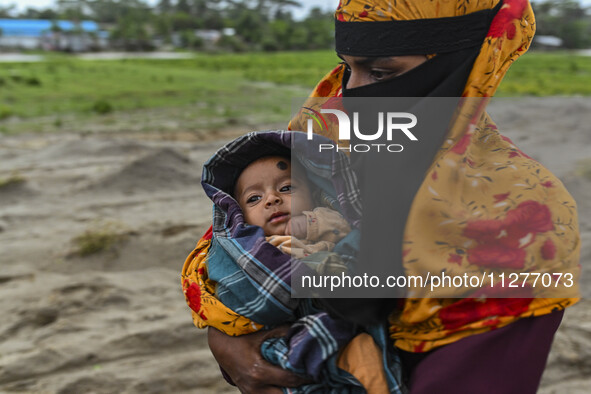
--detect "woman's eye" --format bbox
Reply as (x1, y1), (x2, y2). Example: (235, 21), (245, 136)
(246, 195), (261, 204)
(370, 70), (394, 81)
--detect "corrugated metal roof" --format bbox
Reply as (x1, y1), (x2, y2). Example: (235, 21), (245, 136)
(0, 19), (99, 37)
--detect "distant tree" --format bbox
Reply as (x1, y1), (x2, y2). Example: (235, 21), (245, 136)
(0, 4), (15, 18)
(86, 0), (121, 23)
(234, 9), (266, 45)
(19, 7), (41, 19)
(18, 7), (59, 20)
(109, 0), (154, 50)
(56, 0), (88, 21)
(157, 0), (173, 14)
(300, 7), (333, 49)
(170, 11), (201, 31)
(236, 0), (301, 20)
(38, 9), (60, 20)
(154, 13), (173, 41)
(176, 0), (192, 14)
(533, 0), (591, 49)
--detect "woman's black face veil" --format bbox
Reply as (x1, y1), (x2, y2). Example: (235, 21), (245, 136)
(317, 4), (501, 325)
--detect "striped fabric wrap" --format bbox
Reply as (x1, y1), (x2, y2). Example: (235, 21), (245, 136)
(261, 310), (404, 393)
(193, 130), (403, 393)
(201, 130), (362, 324)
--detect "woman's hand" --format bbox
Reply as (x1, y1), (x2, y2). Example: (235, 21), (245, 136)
(207, 326), (310, 394)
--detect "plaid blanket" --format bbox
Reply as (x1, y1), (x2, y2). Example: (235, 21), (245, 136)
(198, 130), (402, 393)
(202, 130), (362, 324)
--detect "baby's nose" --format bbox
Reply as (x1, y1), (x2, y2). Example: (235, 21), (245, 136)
(265, 194), (280, 206)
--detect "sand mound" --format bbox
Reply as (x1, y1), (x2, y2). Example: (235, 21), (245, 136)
(36, 138), (148, 162)
(87, 148), (199, 194)
(0, 177), (38, 204)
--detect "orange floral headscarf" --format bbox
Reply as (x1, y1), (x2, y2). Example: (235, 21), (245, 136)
(287, 0), (580, 352)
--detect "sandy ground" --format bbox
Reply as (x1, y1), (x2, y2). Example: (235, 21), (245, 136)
(0, 98), (589, 393)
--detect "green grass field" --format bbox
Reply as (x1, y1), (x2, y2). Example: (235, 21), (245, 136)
(1, 50), (590, 134)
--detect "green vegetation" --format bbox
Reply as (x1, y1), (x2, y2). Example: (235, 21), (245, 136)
(499, 52), (591, 96)
(0, 51), (335, 134)
(0, 51), (590, 134)
(71, 221), (129, 257)
(0, 173), (26, 189)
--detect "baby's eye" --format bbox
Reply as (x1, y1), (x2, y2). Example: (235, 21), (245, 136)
(280, 185), (292, 193)
(246, 195), (261, 204)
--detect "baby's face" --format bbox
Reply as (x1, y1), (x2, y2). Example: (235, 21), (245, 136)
(234, 156), (314, 236)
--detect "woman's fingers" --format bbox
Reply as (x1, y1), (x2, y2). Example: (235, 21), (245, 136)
(236, 361), (309, 393)
(257, 363), (311, 388)
(208, 326), (311, 393)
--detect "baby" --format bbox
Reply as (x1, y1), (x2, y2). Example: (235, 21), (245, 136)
(183, 130), (395, 393)
(230, 154), (389, 392)
(233, 155), (351, 259)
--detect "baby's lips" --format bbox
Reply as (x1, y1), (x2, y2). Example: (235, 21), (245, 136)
(269, 212), (289, 224)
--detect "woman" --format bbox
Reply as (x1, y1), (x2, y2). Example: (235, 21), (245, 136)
(183, 0), (580, 393)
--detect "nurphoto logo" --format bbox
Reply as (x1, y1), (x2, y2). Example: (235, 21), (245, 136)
(304, 107), (418, 153)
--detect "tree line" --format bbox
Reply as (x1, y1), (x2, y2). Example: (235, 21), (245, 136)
(0, 0), (590, 51)
(532, 0), (591, 49)
(0, 0), (334, 51)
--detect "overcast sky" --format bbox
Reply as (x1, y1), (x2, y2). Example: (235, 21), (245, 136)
(0, 0), (589, 18)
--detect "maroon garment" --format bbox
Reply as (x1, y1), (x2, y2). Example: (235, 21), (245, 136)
(400, 310), (564, 394)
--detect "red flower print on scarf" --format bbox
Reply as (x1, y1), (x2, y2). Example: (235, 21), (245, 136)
(487, 0), (528, 39)
(447, 253), (463, 265)
(494, 192), (510, 203)
(184, 280), (207, 320)
(321, 96), (346, 126)
(463, 201), (554, 269)
(322, 96), (345, 112)
(501, 135), (533, 160)
(466, 244), (526, 268)
(317, 80), (334, 97)
(202, 225), (213, 240)
(331, 64), (344, 76)
(439, 285), (533, 330)
(450, 133), (472, 154)
(541, 239), (556, 260)
(541, 181), (554, 188)
(463, 219), (504, 244)
(504, 201), (554, 233)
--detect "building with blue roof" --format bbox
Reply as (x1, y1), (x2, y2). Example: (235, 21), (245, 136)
(0, 19), (108, 51)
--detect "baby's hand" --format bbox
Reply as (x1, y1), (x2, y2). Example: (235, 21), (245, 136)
(285, 215), (307, 239)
